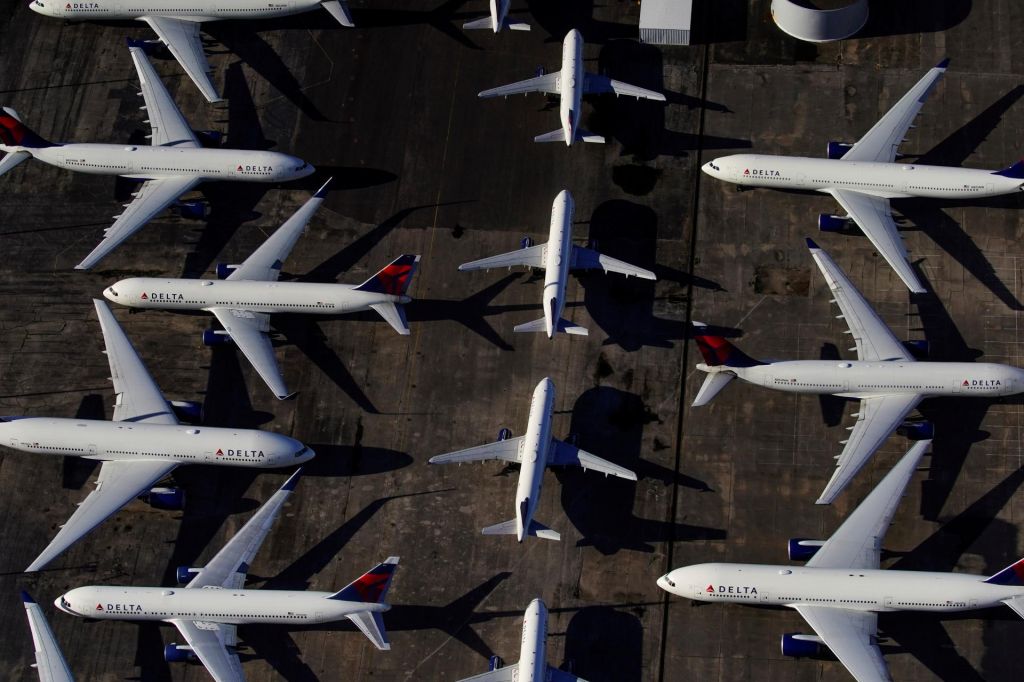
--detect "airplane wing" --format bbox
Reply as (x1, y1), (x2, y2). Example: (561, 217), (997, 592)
(808, 440), (929, 570)
(806, 238), (914, 362)
(168, 619), (243, 682)
(841, 59), (949, 164)
(21, 592), (74, 682)
(93, 299), (178, 425)
(456, 663), (518, 682)
(548, 439), (637, 480)
(189, 469), (302, 590)
(26, 459), (178, 572)
(570, 245), (656, 279)
(207, 307), (291, 400)
(459, 244), (546, 271)
(226, 180), (331, 282)
(428, 436), (524, 465)
(816, 394), (922, 505)
(823, 189), (925, 294)
(321, 0), (354, 26)
(479, 72), (560, 98)
(139, 18), (222, 105)
(583, 73), (666, 101)
(128, 45), (202, 147)
(792, 606), (890, 682)
(75, 175), (202, 270)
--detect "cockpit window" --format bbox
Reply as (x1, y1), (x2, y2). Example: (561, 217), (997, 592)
(295, 445), (309, 458)
(108, 287), (118, 296)
(709, 162), (720, 171)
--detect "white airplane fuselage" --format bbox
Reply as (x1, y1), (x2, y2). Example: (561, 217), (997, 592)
(55, 585), (385, 625)
(3, 142), (312, 183)
(559, 29), (585, 146)
(105, 277), (410, 315)
(659, 563), (1023, 614)
(489, 0), (510, 31)
(515, 378), (556, 542)
(517, 598), (549, 681)
(31, 0), (323, 22)
(713, 359), (1024, 398)
(0, 416), (312, 467)
(542, 190), (575, 338)
(704, 154), (1024, 200)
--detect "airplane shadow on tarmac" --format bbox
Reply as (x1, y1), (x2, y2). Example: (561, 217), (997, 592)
(555, 386), (722, 555)
(563, 606), (644, 682)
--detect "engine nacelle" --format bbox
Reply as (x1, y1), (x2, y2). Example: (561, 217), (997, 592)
(176, 566), (201, 585)
(216, 263), (239, 279)
(144, 487), (185, 510)
(175, 201), (206, 220)
(826, 141), (853, 160)
(489, 655), (504, 671)
(169, 400), (203, 424)
(497, 427), (512, 441)
(818, 214), (850, 232)
(781, 633), (823, 658)
(520, 236), (534, 249)
(202, 329), (233, 346)
(898, 420), (934, 440)
(788, 538), (826, 561)
(164, 643), (197, 663)
(903, 339), (930, 359)
(195, 129), (224, 148)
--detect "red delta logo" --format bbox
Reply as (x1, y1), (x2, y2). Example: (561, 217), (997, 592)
(140, 292), (148, 300)
(706, 584), (714, 593)
(962, 380), (970, 387)
(743, 168), (749, 175)
(95, 603), (103, 611)
(236, 165), (243, 172)
(215, 448), (224, 456)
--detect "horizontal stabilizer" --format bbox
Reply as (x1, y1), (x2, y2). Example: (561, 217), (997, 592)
(513, 317), (588, 336)
(346, 610), (391, 651)
(481, 518), (560, 540)
(505, 20), (531, 31)
(370, 302), (410, 335)
(1002, 596), (1024, 620)
(534, 129), (568, 144)
(462, 16), (492, 29)
(0, 150), (30, 177)
(692, 371), (736, 407)
(578, 129), (605, 143)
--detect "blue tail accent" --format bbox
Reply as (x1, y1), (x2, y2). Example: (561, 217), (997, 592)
(313, 177), (332, 198)
(993, 160), (1024, 179)
(20, 590), (35, 604)
(0, 109), (54, 149)
(935, 57), (950, 69)
(984, 557), (1024, 585)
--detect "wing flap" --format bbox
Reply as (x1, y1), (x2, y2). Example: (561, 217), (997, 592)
(428, 436), (524, 465)
(459, 244), (546, 271)
(479, 72), (560, 98)
(208, 307), (291, 400)
(128, 43), (205, 142)
(816, 394), (922, 505)
(169, 619), (244, 682)
(792, 606), (890, 682)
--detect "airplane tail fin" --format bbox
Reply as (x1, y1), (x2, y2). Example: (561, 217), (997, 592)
(513, 317), (588, 336)
(329, 556), (400, 603)
(993, 160), (1024, 179)
(691, 371), (737, 407)
(0, 108), (54, 149)
(481, 518), (561, 541)
(692, 323), (763, 368)
(354, 255), (420, 296)
(984, 557), (1024, 585)
(370, 302), (411, 335)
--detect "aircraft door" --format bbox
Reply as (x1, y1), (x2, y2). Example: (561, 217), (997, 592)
(793, 172), (808, 188)
(883, 595), (894, 607)
(88, 443), (97, 456)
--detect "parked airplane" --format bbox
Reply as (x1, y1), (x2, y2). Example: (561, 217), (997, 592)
(455, 598), (585, 681)
(478, 29), (665, 145)
(428, 377), (636, 542)
(103, 182), (419, 400)
(458, 189), (654, 338)
(701, 59), (1024, 293)
(29, 0), (353, 103)
(692, 239), (1024, 504)
(659, 440), (1024, 682)
(0, 46), (314, 270)
(22, 592), (73, 682)
(463, 0), (529, 32)
(2, 300), (314, 572)
(55, 469), (401, 680)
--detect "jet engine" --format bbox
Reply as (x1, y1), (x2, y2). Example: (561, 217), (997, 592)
(216, 263), (239, 279)
(897, 420), (934, 440)
(195, 130), (224, 148)
(176, 566), (201, 585)
(497, 428), (512, 441)
(143, 487), (185, 510)
(902, 340), (930, 359)
(169, 400), (203, 424)
(781, 633), (823, 658)
(520, 236), (535, 249)
(489, 655), (504, 671)
(202, 329), (232, 346)
(788, 538), (825, 561)
(164, 644), (197, 663)
(826, 141), (853, 160)
(818, 214), (850, 232)
(174, 201), (207, 220)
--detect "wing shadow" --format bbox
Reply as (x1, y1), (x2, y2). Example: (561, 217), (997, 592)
(913, 85), (1024, 168)
(561, 606), (644, 682)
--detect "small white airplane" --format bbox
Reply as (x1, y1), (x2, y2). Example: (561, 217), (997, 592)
(478, 29), (666, 145)
(22, 592), (74, 682)
(0, 46), (314, 270)
(103, 181), (419, 400)
(55, 469), (401, 681)
(701, 58), (1024, 293)
(458, 189), (655, 339)
(463, 0), (529, 32)
(2, 300), (314, 572)
(455, 598), (585, 682)
(692, 238), (1024, 504)
(428, 377), (636, 542)
(659, 440), (1024, 682)
(29, 0), (353, 103)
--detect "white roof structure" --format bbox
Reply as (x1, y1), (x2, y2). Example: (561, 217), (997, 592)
(771, 0), (868, 43)
(639, 0), (692, 45)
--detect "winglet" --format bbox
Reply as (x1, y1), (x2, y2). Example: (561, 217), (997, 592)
(935, 57), (950, 69)
(20, 590), (35, 604)
(313, 177), (333, 198)
(281, 467), (304, 492)
(805, 237), (820, 250)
